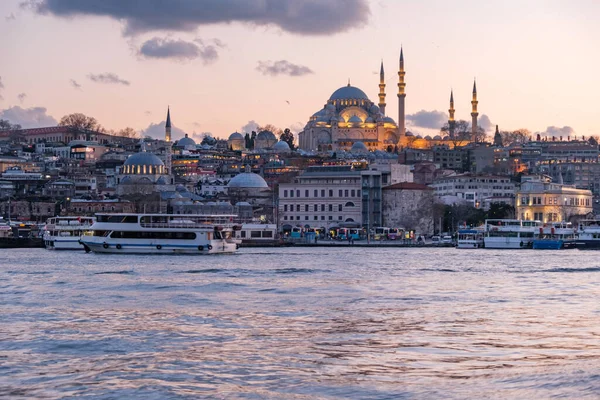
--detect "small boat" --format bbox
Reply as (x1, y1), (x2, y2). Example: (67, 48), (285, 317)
(532, 222), (578, 250)
(483, 219), (542, 249)
(457, 228), (484, 249)
(80, 213), (239, 254)
(572, 219), (600, 249)
(43, 216), (95, 250)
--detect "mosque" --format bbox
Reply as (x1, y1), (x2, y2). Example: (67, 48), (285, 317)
(298, 48), (480, 152)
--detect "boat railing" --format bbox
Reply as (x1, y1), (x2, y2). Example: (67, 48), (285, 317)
(139, 221), (234, 229)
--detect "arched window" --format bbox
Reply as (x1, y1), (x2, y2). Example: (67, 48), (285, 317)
(345, 202), (355, 207)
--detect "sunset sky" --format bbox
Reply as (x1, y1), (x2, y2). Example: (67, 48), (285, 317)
(1, 0), (599, 141)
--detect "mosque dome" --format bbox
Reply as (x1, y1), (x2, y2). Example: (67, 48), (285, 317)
(365, 116), (374, 123)
(348, 115), (363, 123)
(177, 134), (196, 148)
(369, 104), (380, 114)
(256, 130), (277, 141)
(325, 104), (335, 112)
(425, 135), (432, 140)
(273, 140), (291, 152)
(383, 116), (396, 124)
(405, 131), (414, 137)
(433, 135), (442, 140)
(228, 132), (244, 140)
(416, 135), (423, 139)
(329, 85), (370, 101)
(227, 172), (269, 189)
(350, 141), (368, 153)
(124, 151), (164, 167)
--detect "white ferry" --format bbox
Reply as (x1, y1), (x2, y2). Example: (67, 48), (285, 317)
(483, 219), (542, 249)
(456, 228), (484, 249)
(80, 213), (239, 255)
(43, 216), (95, 250)
(233, 223), (278, 246)
(573, 219), (600, 249)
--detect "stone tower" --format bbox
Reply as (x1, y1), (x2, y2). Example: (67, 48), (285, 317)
(397, 47), (406, 137)
(378, 60), (386, 115)
(471, 79), (479, 138)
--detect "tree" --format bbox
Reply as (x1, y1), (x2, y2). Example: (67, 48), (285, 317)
(58, 113), (100, 131)
(500, 129), (530, 146)
(0, 119), (22, 131)
(249, 131), (257, 150)
(441, 120), (471, 148)
(486, 203), (515, 220)
(244, 133), (250, 149)
(258, 124), (283, 136)
(280, 128), (294, 149)
(201, 134), (217, 146)
(117, 127), (138, 138)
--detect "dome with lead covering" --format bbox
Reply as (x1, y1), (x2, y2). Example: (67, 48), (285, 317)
(351, 141), (368, 153)
(227, 172), (269, 188)
(124, 152), (164, 167)
(177, 134), (196, 148)
(228, 132), (244, 140)
(273, 140), (291, 153)
(329, 85), (370, 101)
(257, 130), (277, 141)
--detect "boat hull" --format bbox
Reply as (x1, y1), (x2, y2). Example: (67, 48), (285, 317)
(456, 240), (483, 249)
(44, 238), (84, 250)
(573, 240), (600, 250)
(81, 239), (237, 255)
(484, 237), (532, 249)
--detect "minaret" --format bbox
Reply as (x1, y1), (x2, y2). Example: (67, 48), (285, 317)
(448, 89), (455, 137)
(471, 79), (479, 138)
(165, 107), (172, 174)
(378, 60), (386, 115)
(493, 125), (503, 147)
(397, 47), (406, 137)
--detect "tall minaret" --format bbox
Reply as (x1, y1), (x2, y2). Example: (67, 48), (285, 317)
(471, 79), (479, 138)
(165, 107), (172, 174)
(448, 89), (455, 137)
(378, 60), (386, 115)
(397, 47), (406, 137)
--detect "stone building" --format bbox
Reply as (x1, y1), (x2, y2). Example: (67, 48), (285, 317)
(382, 182), (434, 236)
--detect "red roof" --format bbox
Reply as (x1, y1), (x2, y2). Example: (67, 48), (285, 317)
(383, 182), (433, 190)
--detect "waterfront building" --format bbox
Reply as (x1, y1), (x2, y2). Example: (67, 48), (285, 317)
(66, 199), (135, 215)
(430, 173), (516, 209)
(516, 175), (593, 222)
(382, 182), (435, 236)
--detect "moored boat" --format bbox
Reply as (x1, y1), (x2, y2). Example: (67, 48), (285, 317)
(43, 216), (95, 250)
(573, 219), (600, 249)
(532, 222), (578, 250)
(457, 228), (484, 249)
(80, 213), (239, 254)
(483, 219), (542, 249)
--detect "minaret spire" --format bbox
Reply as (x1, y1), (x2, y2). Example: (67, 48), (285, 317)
(448, 89), (455, 137)
(397, 47), (406, 138)
(378, 60), (386, 115)
(471, 78), (479, 139)
(165, 106), (172, 174)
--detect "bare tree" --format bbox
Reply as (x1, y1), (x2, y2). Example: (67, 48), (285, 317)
(117, 127), (138, 138)
(58, 113), (100, 131)
(258, 124), (283, 136)
(441, 120), (471, 148)
(500, 128), (531, 146)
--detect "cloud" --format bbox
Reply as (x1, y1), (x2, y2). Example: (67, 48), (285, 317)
(537, 126), (575, 138)
(70, 79), (82, 90)
(0, 76), (4, 101)
(256, 60), (313, 77)
(478, 114), (493, 132)
(191, 131), (212, 141)
(289, 121), (305, 133)
(241, 120), (259, 133)
(139, 37), (221, 63)
(406, 110), (448, 129)
(0, 106), (58, 128)
(142, 120), (187, 140)
(88, 73), (130, 86)
(5, 13), (16, 21)
(27, 0), (370, 36)
(17, 93), (27, 104)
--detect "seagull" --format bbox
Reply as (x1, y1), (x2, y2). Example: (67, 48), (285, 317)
(285, 100), (290, 105)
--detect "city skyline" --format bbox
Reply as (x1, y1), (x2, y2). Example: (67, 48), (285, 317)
(1, 0), (599, 140)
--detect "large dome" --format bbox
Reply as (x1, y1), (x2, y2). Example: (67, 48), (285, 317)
(228, 132), (244, 140)
(273, 140), (291, 152)
(350, 141), (368, 153)
(227, 172), (269, 189)
(177, 134), (196, 148)
(257, 130), (277, 141)
(124, 151), (164, 167)
(329, 85), (370, 101)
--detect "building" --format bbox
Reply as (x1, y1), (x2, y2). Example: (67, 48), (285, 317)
(278, 165), (364, 230)
(516, 176), (593, 222)
(66, 199), (135, 216)
(431, 173), (516, 209)
(382, 182), (435, 236)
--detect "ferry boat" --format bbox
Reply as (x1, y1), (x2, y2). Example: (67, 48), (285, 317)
(80, 213), (239, 254)
(532, 222), (578, 250)
(456, 228), (484, 249)
(573, 219), (600, 249)
(43, 216), (95, 250)
(233, 223), (278, 246)
(483, 219), (542, 249)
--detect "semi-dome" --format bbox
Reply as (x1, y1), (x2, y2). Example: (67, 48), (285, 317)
(383, 116), (396, 124)
(424, 135), (432, 140)
(124, 151), (164, 167)
(405, 131), (414, 137)
(329, 85), (370, 101)
(350, 141), (368, 153)
(227, 172), (269, 189)
(256, 130), (277, 141)
(365, 116), (374, 123)
(273, 140), (291, 152)
(177, 134), (196, 148)
(348, 115), (363, 123)
(433, 135), (442, 140)
(369, 104), (380, 114)
(228, 132), (244, 140)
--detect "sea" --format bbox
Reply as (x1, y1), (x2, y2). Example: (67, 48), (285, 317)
(1, 247), (600, 399)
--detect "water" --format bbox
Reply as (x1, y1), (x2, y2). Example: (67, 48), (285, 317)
(1, 247), (600, 399)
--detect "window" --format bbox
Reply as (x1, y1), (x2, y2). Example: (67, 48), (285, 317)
(314, 189), (318, 197)
(284, 190), (288, 197)
(328, 204), (333, 212)
(321, 216), (325, 220)
(321, 189), (325, 197)
(305, 205), (309, 212)
(314, 216), (318, 220)
(305, 216), (309, 220)
(290, 190), (294, 198)
(296, 216), (300, 220)
(328, 216), (333, 220)
(314, 204), (318, 212)
(321, 204), (325, 211)
(345, 190), (349, 197)
(338, 204), (342, 211)
(290, 205), (294, 212)
(329, 189), (333, 197)
(284, 205), (288, 212)
(296, 190), (300, 197)
(351, 190), (355, 197)
(339, 190), (343, 196)
(305, 190), (309, 197)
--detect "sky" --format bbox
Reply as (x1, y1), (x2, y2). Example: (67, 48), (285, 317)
(0, 0), (599, 141)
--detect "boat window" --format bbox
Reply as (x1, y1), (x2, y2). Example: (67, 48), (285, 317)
(251, 231), (262, 238)
(109, 231), (196, 239)
(98, 215), (138, 223)
(262, 231), (273, 238)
